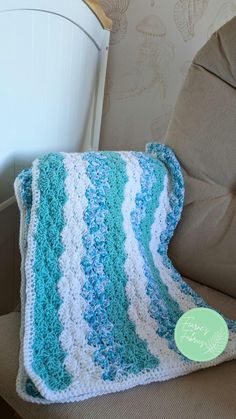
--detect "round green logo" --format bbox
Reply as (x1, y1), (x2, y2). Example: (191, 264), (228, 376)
(174, 308), (229, 362)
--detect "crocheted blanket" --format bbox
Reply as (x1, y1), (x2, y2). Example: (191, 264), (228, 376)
(15, 143), (236, 404)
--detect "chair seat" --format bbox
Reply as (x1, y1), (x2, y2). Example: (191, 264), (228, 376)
(1, 278), (236, 419)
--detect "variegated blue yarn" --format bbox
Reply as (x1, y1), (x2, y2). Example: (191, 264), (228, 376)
(14, 144), (236, 404)
(131, 152), (183, 349)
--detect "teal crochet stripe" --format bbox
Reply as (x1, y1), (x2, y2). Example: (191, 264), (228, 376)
(30, 154), (72, 392)
(101, 152), (159, 378)
(82, 152), (159, 381)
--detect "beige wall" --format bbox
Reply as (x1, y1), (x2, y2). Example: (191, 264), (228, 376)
(100, 0), (236, 151)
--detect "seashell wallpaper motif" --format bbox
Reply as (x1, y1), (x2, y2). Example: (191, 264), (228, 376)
(100, 0), (131, 45)
(100, 0), (236, 152)
(174, 0), (209, 41)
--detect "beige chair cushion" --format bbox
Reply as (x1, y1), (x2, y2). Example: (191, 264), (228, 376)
(1, 278), (236, 419)
(165, 17), (236, 297)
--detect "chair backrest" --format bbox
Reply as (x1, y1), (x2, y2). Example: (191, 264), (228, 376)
(165, 17), (236, 297)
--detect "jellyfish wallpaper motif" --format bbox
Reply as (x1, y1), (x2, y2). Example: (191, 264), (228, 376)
(174, 0), (209, 41)
(114, 15), (174, 100)
(100, 0), (236, 152)
(100, 0), (131, 45)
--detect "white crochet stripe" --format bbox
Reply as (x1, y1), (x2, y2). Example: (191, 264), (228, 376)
(15, 160), (47, 402)
(57, 154), (105, 391)
(150, 174), (197, 312)
(120, 153), (180, 365)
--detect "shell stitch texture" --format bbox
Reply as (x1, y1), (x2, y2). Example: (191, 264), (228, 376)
(15, 145), (236, 403)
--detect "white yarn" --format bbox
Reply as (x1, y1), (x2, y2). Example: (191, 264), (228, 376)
(58, 153), (104, 392)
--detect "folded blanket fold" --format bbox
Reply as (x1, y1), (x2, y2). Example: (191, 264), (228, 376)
(14, 143), (236, 404)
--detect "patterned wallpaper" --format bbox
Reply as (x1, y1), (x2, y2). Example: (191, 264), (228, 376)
(99, 0), (236, 151)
